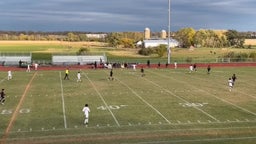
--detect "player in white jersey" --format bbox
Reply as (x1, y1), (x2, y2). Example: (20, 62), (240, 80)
(77, 71), (81, 82)
(228, 78), (233, 91)
(82, 104), (90, 125)
(174, 61), (177, 69)
(26, 64), (30, 72)
(7, 70), (12, 80)
(189, 64), (193, 73)
(34, 63), (38, 70)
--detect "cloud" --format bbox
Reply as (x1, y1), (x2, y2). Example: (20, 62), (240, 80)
(0, 0), (255, 32)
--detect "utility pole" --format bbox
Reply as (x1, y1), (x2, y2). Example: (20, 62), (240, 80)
(167, 0), (171, 64)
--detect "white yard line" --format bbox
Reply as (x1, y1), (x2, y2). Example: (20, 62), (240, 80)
(59, 72), (67, 129)
(82, 72), (120, 127)
(115, 77), (171, 124)
(151, 70), (256, 117)
(141, 75), (219, 121)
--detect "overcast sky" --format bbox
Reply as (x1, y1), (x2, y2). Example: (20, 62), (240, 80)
(0, 0), (255, 32)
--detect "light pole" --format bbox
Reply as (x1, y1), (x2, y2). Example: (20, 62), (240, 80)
(167, 0), (171, 64)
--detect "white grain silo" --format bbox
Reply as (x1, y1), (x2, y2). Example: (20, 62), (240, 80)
(161, 30), (167, 39)
(144, 27), (151, 39)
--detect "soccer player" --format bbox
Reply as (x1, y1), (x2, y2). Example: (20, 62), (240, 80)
(64, 68), (69, 80)
(165, 62), (169, 68)
(0, 89), (6, 105)
(232, 74), (237, 86)
(189, 64), (193, 73)
(207, 65), (211, 74)
(34, 63), (38, 70)
(77, 71), (81, 82)
(7, 70), (12, 80)
(82, 104), (90, 125)
(193, 63), (197, 71)
(19, 60), (22, 67)
(228, 78), (233, 92)
(141, 67), (145, 77)
(147, 60), (150, 68)
(132, 64), (136, 71)
(108, 69), (114, 80)
(100, 58), (103, 65)
(26, 64), (30, 72)
(120, 63), (125, 69)
(94, 61), (97, 69)
(174, 61), (177, 69)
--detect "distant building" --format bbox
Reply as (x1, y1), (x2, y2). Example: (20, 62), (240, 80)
(142, 39), (179, 48)
(86, 34), (107, 39)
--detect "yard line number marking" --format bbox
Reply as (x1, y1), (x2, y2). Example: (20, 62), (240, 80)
(1, 108), (30, 115)
(97, 105), (128, 111)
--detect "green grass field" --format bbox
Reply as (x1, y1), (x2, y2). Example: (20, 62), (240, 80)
(0, 67), (256, 144)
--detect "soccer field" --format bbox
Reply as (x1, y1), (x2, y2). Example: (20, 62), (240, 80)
(0, 67), (256, 144)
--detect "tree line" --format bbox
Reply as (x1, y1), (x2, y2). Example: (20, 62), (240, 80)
(0, 29), (255, 49)
(0, 31), (107, 42)
(174, 28), (254, 48)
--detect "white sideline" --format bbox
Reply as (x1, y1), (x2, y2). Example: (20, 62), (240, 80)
(59, 72), (67, 129)
(82, 72), (120, 127)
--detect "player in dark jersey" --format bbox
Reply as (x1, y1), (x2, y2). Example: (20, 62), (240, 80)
(0, 89), (6, 105)
(141, 67), (145, 77)
(108, 69), (114, 80)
